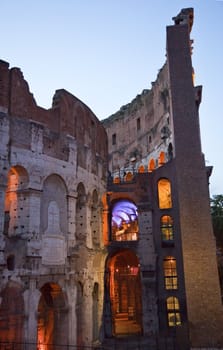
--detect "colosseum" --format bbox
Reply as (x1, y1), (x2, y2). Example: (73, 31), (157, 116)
(0, 8), (222, 350)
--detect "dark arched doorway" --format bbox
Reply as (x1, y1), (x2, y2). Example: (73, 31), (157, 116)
(37, 283), (68, 349)
(107, 250), (142, 336)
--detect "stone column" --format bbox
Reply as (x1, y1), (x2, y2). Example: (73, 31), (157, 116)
(0, 113), (9, 236)
(102, 207), (110, 245)
(86, 199), (93, 249)
(82, 278), (93, 346)
(67, 281), (77, 346)
(137, 208), (158, 337)
(28, 190), (41, 235)
(0, 185), (7, 264)
(0, 185), (6, 234)
(67, 192), (77, 250)
(23, 279), (41, 347)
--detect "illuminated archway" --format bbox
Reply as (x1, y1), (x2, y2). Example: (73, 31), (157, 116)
(158, 151), (165, 166)
(124, 172), (133, 182)
(148, 159), (155, 172)
(113, 176), (120, 184)
(158, 178), (172, 209)
(138, 164), (145, 173)
(4, 166), (29, 236)
(37, 283), (68, 349)
(107, 250), (142, 336)
(111, 200), (138, 241)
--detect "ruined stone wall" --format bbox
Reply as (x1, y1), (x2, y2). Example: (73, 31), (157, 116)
(101, 7), (223, 350)
(0, 61), (108, 347)
(0, 60), (107, 172)
(102, 63), (173, 177)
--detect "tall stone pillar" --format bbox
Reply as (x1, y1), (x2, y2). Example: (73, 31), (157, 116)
(167, 9), (223, 347)
(67, 192), (77, 250)
(138, 208), (158, 339)
(23, 279), (41, 346)
(67, 281), (77, 346)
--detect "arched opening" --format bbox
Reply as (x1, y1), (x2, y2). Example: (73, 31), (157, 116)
(111, 199), (138, 241)
(124, 172), (133, 182)
(158, 151), (165, 166)
(107, 250), (142, 336)
(4, 166), (29, 236)
(41, 174), (68, 234)
(0, 282), (24, 347)
(158, 178), (172, 209)
(37, 283), (68, 349)
(138, 165), (145, 173)
(148, 159), (155, 172)
(113, 176), (120, 184)
(41, 174), (67, 265)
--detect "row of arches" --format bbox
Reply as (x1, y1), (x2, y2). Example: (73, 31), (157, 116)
(0, 279), (101, 349)
(0, 252), (182, 346)
(3, 166), (102, 253)
(112, 144), (173, 183)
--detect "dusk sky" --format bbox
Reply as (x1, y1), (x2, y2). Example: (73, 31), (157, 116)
(1, 0), (223, 196)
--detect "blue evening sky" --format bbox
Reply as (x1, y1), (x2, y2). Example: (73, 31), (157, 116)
(1, 0), (222, 196)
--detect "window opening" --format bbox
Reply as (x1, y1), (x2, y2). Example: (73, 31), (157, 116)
(137, 118), (141, 131)
(161, 215), (174, 241)
(112, 133), (116, 145)
(166, 296), (181, 327)
(163, 257), (178, 290)
(3, 211), (10, 235)
(158, 178), (172, 209)
(7, 255), (15, 271)
(168, 143), (173, 160)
